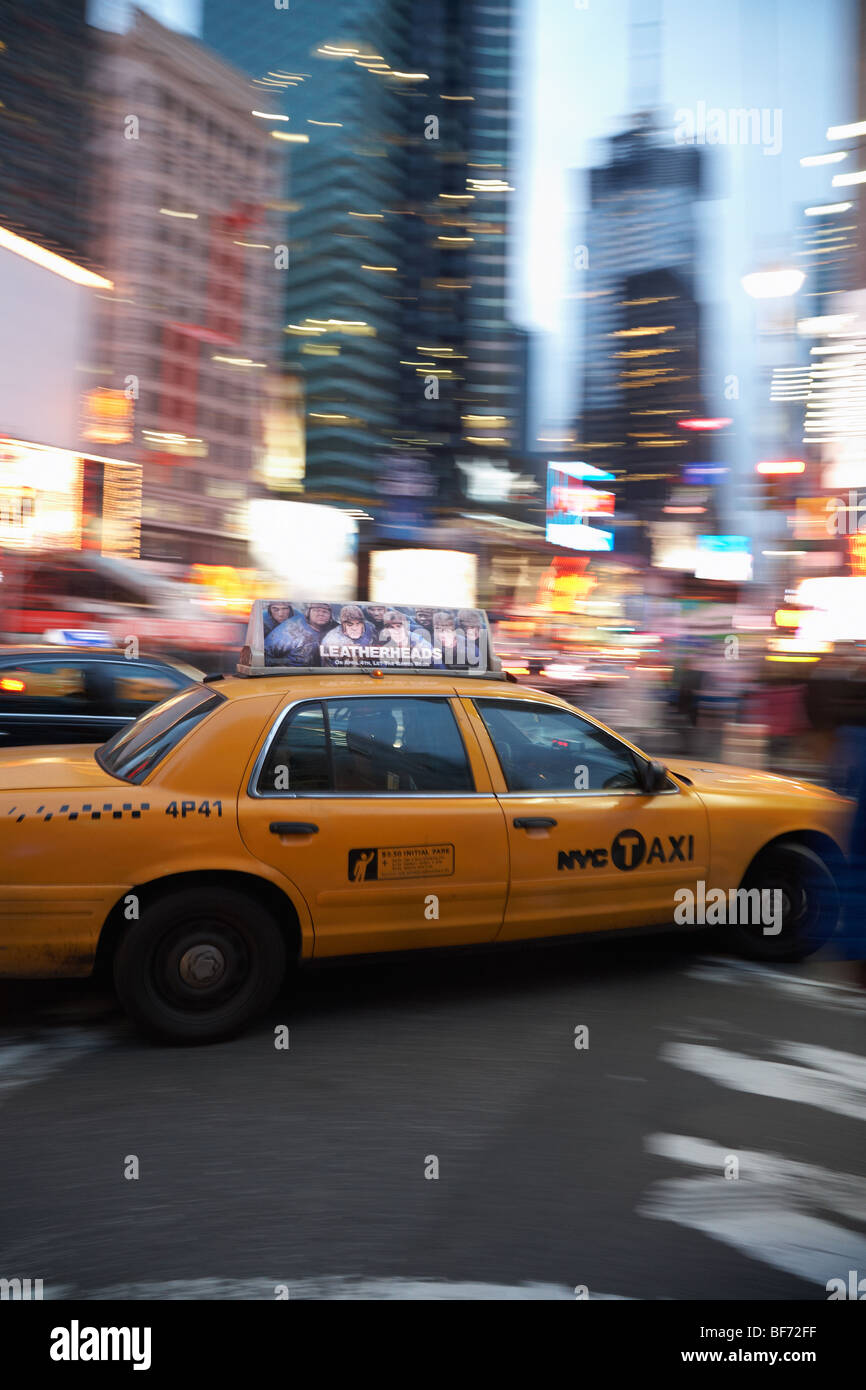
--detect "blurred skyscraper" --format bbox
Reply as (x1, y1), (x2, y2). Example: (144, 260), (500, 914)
(202, 0), (527, 512)
(574, 115), (712, 552)
(0, 0), (90, 261)
(90, 11), (284, 563)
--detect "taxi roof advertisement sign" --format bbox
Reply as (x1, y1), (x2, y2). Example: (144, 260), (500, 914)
(239, 600), (498, 676)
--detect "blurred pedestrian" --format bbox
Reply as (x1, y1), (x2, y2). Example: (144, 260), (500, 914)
(838, 726), (866, 987)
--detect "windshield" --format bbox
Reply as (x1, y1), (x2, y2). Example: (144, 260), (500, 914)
(97, 685), (224, 784)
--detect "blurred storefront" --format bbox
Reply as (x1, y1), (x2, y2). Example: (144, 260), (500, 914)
(0, 224), (144, 588)
(0, 439), (141, 558)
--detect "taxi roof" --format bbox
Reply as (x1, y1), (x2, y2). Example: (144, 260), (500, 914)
(207, 669), (570, 707)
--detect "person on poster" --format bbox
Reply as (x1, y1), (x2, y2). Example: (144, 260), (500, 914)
(263, 601), (292, 639)
(265, 604), (321, 666)
(412, 607), (435, 643)
(304, 602), (336, 661)
(432, 610), (460, 667)
(457, 608), (485, 668)
(379, 609), (433, 664)
(321, 604), (379, 664)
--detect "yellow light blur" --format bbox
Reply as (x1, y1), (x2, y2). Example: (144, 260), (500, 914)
(766, 654), (820, 663)
(212, 355), (266, 367)
(271, 132), (310, 144)
(611, 325), (675, 337)
(160, 208), (198, 219)
(620, 295), (676, 306)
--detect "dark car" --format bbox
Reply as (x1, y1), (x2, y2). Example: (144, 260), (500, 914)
(0, 647), (203, 748)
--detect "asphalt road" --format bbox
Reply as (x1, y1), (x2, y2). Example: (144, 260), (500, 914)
(0, 933), (864, 1300)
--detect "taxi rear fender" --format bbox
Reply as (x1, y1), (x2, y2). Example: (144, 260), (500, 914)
(95, 868), (309, 975)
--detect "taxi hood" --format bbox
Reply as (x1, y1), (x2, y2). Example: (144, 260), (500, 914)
(664, 758), (847, 802)
(0, 744), (117, 791)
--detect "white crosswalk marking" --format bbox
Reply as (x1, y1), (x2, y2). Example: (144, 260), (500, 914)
(640, 1133), (866, 1288)
(0, 1027), (110, 1109)
(41, 1277), (628, 1300)
(661, 1039), (866, 1121)
(640, 963), (866, 1291)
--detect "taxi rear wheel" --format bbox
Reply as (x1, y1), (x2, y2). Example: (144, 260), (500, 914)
(729, 843), (839, 962)
(113, 887), (287, 1043)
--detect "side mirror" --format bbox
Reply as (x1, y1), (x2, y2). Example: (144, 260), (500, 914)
(641, 758), (669, 793)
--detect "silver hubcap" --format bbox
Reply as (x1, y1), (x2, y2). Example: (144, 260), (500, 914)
(179, 944), (227, 988)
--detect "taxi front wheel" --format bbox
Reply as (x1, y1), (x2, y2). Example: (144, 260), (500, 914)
(113, 887), (287, 1044)
(728, 843), (839, 963)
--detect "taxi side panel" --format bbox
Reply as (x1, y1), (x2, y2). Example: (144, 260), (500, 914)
(235, 689), (510, 956)
(0, 691), (317, 977)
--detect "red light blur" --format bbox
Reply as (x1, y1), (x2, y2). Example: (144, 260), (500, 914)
(756, 460), (806, 475)
(676, 417), (732, 430)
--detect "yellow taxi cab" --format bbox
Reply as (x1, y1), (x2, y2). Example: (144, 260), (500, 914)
(0, 599), (854, 1042)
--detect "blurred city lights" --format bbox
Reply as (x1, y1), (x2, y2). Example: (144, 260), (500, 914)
(756, 460), (807, 475)
(0, 224), (112, 289)
(676, 417), (732, 430)
(741, 269), (806, 298)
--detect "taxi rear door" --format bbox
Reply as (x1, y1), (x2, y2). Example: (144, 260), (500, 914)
(463, 695), (710, 940)
(237, 690), (509, 956)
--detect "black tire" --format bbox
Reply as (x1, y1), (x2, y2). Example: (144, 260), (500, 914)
(728, 843), (839, 963)
(113, 887), (287, 1043)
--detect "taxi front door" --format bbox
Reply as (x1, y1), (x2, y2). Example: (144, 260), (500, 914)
(462, 696), (710, 941)
(238, 692), (509, 956)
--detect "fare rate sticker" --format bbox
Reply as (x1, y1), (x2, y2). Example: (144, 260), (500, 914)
(348, 844), (454, 882)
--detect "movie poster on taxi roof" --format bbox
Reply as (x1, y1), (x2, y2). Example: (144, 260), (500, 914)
(240, 600), (495, 673)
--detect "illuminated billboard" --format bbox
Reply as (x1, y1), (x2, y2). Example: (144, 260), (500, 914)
(369, 549), (477, 607)
(545, 462), (614, 551)
(248, 499), (357, 597)
(695, 534), (753, 582)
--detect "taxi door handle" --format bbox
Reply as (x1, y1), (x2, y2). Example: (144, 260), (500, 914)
(269, 821), (319, 835)
(513, 816), (557, 829)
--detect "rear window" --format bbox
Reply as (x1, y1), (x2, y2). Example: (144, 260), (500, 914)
(97, 685), (223, 783)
